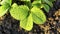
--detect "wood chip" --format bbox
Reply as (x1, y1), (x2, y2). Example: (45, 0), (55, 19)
(48, 17), (54, 21)
(54, 9), (60, 16)
(55, 17), (59, 20)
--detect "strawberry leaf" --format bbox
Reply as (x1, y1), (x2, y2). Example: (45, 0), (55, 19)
(1, 0), (12, 5)
(20, 14), (33, 31)
(43, 4), (50, 12)
(31, 7), (46, 24)
(0, 3), (10, 17)
(10, 3), (20, 20)
(20, 0), (30, 1)
(10, 3), (29, 20)
(42, 0), (53, 7)
(19, 5), (29, 20)
(49, 0), (56, 2)
(32, 1), (43, 8)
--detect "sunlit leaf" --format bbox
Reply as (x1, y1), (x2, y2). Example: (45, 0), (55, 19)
(31, 7), (46, 24)
(20, 14), (33, 31)
(19, 5), (29, 20)
(32, 1), (42, 8)
(10, 3), (29, 20)
(20, 0), (30, 1)
(1, 0), (12, 5)
(0, 3), (10, 17)
(10, 3), (20, 20)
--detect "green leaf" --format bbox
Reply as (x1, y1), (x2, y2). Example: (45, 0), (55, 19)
(19, 5), (29, 20)
(0, 0), (2, 2)
(31, 7), (46, 24)
(20, 14), (33, 31)
(0, 3), (10, 17)
(10, 3), (20, 20)
(32, 1), (43, 8)
(43, 4), (50, 12)
(34, 0), (41, 1)
(1, 0), (12, 5)
(49, 0), (56, 2)
(24, 1), (32, 9)
(10, 3), (29, 20)
(20, 0), (30, 1)
(42, 0), (53, 7)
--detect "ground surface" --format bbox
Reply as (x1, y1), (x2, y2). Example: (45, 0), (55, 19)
(0, 0), (60, 34)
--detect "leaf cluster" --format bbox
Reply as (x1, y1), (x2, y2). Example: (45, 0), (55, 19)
(0, 0), (55, 31)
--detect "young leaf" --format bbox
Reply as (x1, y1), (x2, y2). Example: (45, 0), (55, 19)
(31, 7), (46, 24)
(20, 0), (30, 1)
(43, 4), (50, 12)
(24, 1), (32, 9)
(19, 5), (29, 20)
(20, 14), (33, 31)
(10, 3), (20, 20)
(10, 3), (29, 20)
(0, 0), (2, 2)
(34, 0), (41, 1)
(32, 1), (42, 8)
(42, 0), (53, 7)
(0, 3), (10, 17)
(1, 0), (12, 5)
(49, 0), (56, 2)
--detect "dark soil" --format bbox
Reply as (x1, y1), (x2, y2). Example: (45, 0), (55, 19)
(0, 0), (60, 34)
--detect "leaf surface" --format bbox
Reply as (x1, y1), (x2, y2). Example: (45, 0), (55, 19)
(42, 0), (53, 7)
(10, 3), (29, 20)
(1, 0), (12, 5)
(20, 14), (33, 31)
(43, 4), (50, 12)
(31, 7), (46, 24)
(0, 3), (10, 17)
(32, 1), (43, 8)
(20, 0), (30, 1)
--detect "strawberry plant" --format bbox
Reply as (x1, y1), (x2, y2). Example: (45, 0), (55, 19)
(32, 0), (55, 12)
(0, 0), (55, 31)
